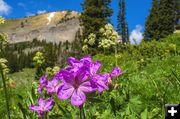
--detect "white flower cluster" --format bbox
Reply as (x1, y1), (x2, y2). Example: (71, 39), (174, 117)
(82, 33), (96, 51)
(99, 24), (120, 49)
(0, 16), (5, 24)
(33, 52), (45, 66)
(0, 58), (9, 74)
(82, 45), (88, 52)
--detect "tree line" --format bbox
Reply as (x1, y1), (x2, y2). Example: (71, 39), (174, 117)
(4, 36), (82, 73)
(80, 0), (180, 45)
(144, 0), (180, 40)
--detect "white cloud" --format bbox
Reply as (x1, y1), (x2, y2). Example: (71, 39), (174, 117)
(26, 12), (35, 17)
(0, 0), (11, 15)
(130, 25), (144, 45)
(37, 10), (46, 15)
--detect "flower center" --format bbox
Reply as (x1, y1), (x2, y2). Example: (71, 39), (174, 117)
(73, 77), (80, 89)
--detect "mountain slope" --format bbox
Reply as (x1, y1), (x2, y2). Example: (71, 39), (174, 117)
(0, 11), (80, 43)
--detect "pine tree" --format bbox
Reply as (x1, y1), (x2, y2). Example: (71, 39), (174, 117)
(80, 0), (113, 42)
(125, 22), (129, 42)
(158, 0), (176, 38)
(144, 0), (159, 40)
(175, 0), (180, 29)
(117, 0), (129, 43)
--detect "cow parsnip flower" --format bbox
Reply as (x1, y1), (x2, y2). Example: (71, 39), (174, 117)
(0, 17), (5, 24)
(52, 66), (60, 74)
(87, 33), (96, 46)
(98, 24), (120, 49)
(82, 45), (88, 51)
(33, 52), (45, 66)
(0, 58), (10, 74)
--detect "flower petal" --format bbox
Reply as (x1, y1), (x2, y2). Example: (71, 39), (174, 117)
(58, 70), (75, 84)
(38, 98), (45, 107)
(39, 75), (48, 85)
(90, 61), (102, 75)
(76, 66), (89, 83)
(71, 89), (86, 106)
(57, 84), (74, 100)
(92, 74), (109, 92)
(110, 67), (123, 77)
(80, 56), (92, 63)
(68, 57), (80, 67)
(79, 81), (94, 92)
(44, 98), (54, 111)
(29, 105), (39, 111)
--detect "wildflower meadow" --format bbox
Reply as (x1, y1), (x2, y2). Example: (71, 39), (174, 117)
(0, 0), (180, 118)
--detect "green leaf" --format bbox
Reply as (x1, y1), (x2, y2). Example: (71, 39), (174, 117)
(87, 97), (104, 103)
(17, 102), (27, 119)
(141, 108), (147, 119)
(56, 104), (73, 119)
(110, 97), (116, 116)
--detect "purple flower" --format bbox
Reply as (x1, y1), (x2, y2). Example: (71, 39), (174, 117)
(91, 74), (110, 92)
(57, 66), (93, 106)
(67, 56), (102, 77)
(110, 67), (123, 77)
(89, 61), (102, 76)
(46, 77), (60, 94)
(37, 75), (48, 93)
(30, 98), (54, 116)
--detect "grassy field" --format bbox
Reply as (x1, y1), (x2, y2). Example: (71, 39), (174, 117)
(0, 33), (179, 118)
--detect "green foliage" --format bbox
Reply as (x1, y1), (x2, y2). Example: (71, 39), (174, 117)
(117, 0), (129, 43)
(0, 32), (179, 118)
(58, 11), (76, 24)
(80, 0), (113, 43)
(144, 0), (159, 40)
(93, 33), (180, 118)
(158, 0), (177, 38)
(145, 0), (178, 40)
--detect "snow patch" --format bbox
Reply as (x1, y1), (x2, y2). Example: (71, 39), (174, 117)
(47, 12), (55, 25)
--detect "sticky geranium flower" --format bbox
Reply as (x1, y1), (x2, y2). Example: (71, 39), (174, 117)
(91, 74), (110, 92)
(110, 67), (123, 77)
(57, 66), (94, 106)
(37, 75), (48, 93)
(30, 98), (54, 116)
(89, 60), (102, 76)
(66, 56), (102, 77)
(46, 77), (60, 94)
(67, 56), (92, 69)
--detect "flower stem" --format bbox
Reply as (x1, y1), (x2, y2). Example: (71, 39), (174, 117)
(115, 45), (118, 66)
(0, 69), (10, 119)
(80, 107), (82, 119)
(79, 105), (86, 119)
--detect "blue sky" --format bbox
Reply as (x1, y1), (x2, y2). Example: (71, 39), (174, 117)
(0, 0), (151, 32)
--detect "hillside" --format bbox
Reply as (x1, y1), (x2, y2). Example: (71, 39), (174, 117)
(1, 33), (179, 118)
(0, 11), (80, 43)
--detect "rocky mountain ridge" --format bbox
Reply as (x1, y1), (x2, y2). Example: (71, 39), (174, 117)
(0, 11), (81, 43)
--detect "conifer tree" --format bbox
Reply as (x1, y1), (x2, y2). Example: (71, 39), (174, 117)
(175, 0), (180, 29)
(80, 0), (113, 42)
(117, 0), (129, 43)
(144, 0), (159, 40)
(158, 0), (176, 38)
(125, 22), (129, 42)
